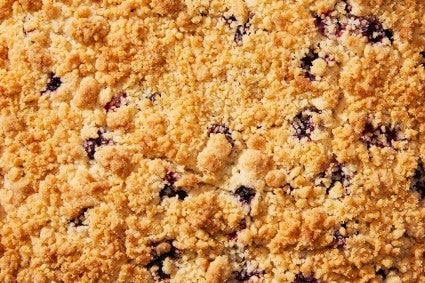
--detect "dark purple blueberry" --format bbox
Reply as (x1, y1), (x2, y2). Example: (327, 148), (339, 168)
(42, 72), (62, 94)
(233, 265), (264, 281)
(300, 49), (319, 80)
(208, 123), (234, 145)
(159, 185), (187, 200)
(83, 129), (110, 160)
(411, 160), (425, 199)
(146, 241), (177, 280)
(360, 120), (401, 148)
(148, 92), (161, 102)
(357, 16), (393, 44)
(291, 108), (320, 141)
(331, 230), (347, 249)
(69, 207), (91, 227)
(294, 273), (318, 283)
(234, 186), (256, 205)
(104, 91), (128, 112)
(164, 170), (178, 185)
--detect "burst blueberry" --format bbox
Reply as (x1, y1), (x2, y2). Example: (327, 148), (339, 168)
(294, 273), (318, 283)
(410, 160), (425, 199)
(234, 186), (256, 204)
(300, 49), (319, 80)
(42, 72), (62, 94)
(83, 129), (110, 160)
(104, 91), (128, 112)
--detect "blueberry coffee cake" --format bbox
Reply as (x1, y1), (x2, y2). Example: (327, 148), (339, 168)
(0, 0), (424, 282)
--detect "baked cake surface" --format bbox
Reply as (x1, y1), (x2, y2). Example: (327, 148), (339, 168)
(0, 0), (424, 282)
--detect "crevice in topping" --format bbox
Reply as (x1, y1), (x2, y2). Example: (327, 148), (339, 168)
(69, 207), (91, 227)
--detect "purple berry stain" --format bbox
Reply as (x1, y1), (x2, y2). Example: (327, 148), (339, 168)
(208, 123), (234, 145)
(104, 91), (128, 112)
(234, 186), (256, 205)
(42, 72), (62, 94)
(411, 160), (425, 200)
(83, 129), (110, 160)
(294, 273), (318, 283)
(360, 119), (401, 148)
(146, 241), (177, 280)
(291, 107), (320, 141)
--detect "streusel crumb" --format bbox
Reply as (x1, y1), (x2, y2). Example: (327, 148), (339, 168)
(0, 0), (424, 282)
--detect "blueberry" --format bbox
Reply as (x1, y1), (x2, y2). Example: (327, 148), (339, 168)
(164, 170), (178, 185)
(291, 107), (319, 141)
(300, 49), (319, 80)
(411, 160), (425, 199)
(104, 91), (128, 112)
(146, 241), (177, 280)
(42, 72), (62, 94)
(233, 265), (264, 281)
(294, 273), (318, 283)
(360, 120), (401, 148)
(234, 186), (256, 204)
(357, 16), (393, 44)
(83, 129), (110, 160)
(159, 185), (187, 200)
(208, 123), (234, 145)
(69, 207), (91, 227)
(331, 230), (347, 249)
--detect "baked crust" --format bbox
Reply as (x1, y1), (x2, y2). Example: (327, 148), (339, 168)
(0, 0), (424, 282)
